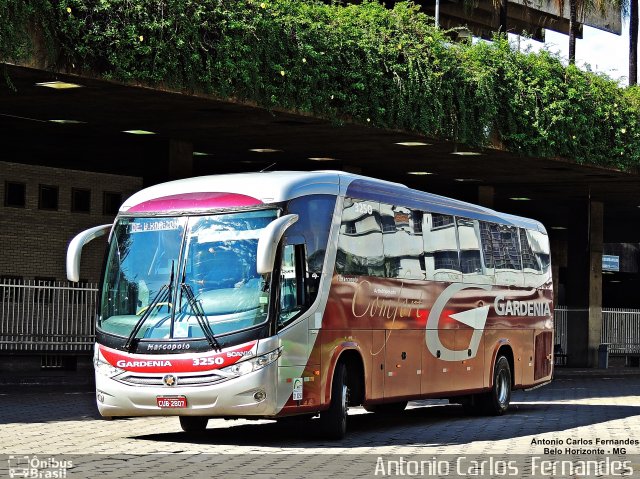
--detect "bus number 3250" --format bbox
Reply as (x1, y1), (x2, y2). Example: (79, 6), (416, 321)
(193, 357), (225, 366)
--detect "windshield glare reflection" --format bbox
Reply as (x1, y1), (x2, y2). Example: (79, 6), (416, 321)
(99, 210), (278, 340)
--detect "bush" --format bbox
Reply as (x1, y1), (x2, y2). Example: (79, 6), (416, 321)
(2, 0), (639, 170)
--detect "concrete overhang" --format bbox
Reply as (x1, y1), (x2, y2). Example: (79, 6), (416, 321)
(416, 0), (621, 41)
(2, 63), (640, 242)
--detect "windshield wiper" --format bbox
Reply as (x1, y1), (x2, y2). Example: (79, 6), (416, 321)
(124, 262), (174, 352)
(180, 283), (221, 352)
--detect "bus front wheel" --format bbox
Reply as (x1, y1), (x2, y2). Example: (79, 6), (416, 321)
(318, 362), (349, 439)
(179, 416), (208, 433)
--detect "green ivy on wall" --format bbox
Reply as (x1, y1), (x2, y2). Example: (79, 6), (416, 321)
(1, 0), (639, 171)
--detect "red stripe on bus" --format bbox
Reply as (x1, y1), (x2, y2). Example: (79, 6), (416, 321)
(99, 341), (257, 373)
(128, 192), (262, 213)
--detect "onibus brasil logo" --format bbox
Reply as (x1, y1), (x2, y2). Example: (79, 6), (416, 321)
(8, 455), (73, 478)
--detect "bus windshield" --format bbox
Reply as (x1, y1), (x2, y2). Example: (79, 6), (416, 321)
(99, 209), (279, 340)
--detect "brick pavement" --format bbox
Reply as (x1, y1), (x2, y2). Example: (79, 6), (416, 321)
(0, 374), (639, 477)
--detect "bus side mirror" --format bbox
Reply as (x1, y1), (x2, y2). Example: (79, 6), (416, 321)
(66, 224), (112, 282)
(256, 214), (299, 274)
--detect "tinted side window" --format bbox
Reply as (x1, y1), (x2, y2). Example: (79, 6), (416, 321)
(380, 204), (424, 280)
(523, 229), (552, 286)
(479, 221), (495, 271)
(423, 213), (461, 281)
(336, 198), (384, 277)
(285, 195), (337, 306)
(490, 224), (523, 286)
(489, 224), (521, 270)
(520, 228), (541, 273)
(286, 195), (336, 274)
(457, 217), (493, 284)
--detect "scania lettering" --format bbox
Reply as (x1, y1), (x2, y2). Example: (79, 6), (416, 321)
(67, 171), (553, 438)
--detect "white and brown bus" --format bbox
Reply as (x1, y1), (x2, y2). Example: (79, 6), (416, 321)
(67, 171), (553, 439)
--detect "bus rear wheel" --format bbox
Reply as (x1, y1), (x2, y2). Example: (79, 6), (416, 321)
(481, 355), (512, 415)
(179, 416), (208, 433)
(318, 362), (349, 440)
(458, 356), (511, 416)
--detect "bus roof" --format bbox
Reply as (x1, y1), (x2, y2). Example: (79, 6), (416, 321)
(121, 170), (546, 233)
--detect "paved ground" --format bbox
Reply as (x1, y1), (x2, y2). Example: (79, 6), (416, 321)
(1, 372), (639, 478)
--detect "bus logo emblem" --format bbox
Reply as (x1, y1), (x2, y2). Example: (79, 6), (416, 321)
(425, 283), (492, 362)
(163, 374), (177, 387)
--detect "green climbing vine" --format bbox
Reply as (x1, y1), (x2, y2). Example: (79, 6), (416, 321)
(1, 0), (639, 170)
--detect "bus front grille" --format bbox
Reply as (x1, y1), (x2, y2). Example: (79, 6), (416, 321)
(116, 372), (230, 387)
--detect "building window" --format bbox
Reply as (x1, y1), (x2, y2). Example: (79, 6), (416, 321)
(39, 185), (59, 211)
(103, 192), (122, 216)
(71, 188), (91, 213)
(4, 181), (26, 208)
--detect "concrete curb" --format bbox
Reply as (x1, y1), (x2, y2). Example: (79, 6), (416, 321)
(554, 367), (640, 378)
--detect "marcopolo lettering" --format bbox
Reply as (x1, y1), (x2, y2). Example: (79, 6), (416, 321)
(494, 295), (551, 317)
(116, 359), (172, 368)
(146, 343), (191, 351)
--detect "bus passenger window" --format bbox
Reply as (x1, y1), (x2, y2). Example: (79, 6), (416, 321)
(520, 228), (541, 272)
(423, 213), (461, 281)
(380, 204), (424, 280)
(521, 228), (551, 287)
(457, 218), (493, 285)
(490, 224), (524, 286)
(336, 198), (384, 277)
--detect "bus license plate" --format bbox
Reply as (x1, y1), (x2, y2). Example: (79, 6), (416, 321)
(157, 396), (187, 408)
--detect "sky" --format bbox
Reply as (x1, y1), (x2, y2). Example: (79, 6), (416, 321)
(510, 19), (631, 85)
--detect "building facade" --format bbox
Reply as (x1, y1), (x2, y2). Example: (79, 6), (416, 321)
(1, 161), (142, 285)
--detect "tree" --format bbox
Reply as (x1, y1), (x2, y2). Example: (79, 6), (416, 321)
(569, 0), (579, 63)
(630, 0), (638, 84)
(499, 0), (508, 34)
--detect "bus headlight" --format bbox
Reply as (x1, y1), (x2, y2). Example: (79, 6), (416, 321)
(94, 357), (125, 378)
(221, 348), (281, 377)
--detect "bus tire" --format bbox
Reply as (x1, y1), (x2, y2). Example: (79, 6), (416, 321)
(179, 416), (208, 433)
(481, 355), (511, 415)
(318, 362), (349, 439)
(364, 401), (407, 414)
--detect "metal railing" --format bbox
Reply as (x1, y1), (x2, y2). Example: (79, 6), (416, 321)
(602, 308), (640, 354)
(554, 306), (640, 356)
(2, 283), (640, 357)
(0, 279), (98, 352)
(553, 306), (568, 354)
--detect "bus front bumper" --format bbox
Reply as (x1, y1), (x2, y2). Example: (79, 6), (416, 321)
(95, 362), (279, 418)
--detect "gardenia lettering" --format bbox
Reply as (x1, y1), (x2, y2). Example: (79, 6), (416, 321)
(494, 295), (551, 317)
(116, 359), (172, 368)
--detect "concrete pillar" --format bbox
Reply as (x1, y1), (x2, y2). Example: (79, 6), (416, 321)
(550, 236), (567, 307)
(169, 140), (193, 179)
(565, 200), (604, 367)
(478, 185), (495, 208)
(588, 201), (603, 367)
(566, 205), (589, 367)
